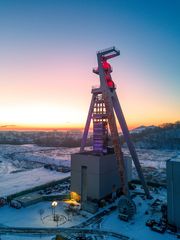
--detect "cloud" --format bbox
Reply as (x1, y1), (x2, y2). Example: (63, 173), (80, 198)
(0, 125), (17, 128)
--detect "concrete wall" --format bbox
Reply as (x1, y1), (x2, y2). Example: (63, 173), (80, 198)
(71, 152), (132, 200)
(167, 159), (180, 230)
(71, 153), (100, 199)
(99, 154), (120, 198)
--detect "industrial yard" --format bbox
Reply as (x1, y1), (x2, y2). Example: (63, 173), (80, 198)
(0, 143), (180, 240)
(0, 183), (177, 240)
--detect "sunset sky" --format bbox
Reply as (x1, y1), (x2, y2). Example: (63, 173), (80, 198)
(0, 0), (180, 130)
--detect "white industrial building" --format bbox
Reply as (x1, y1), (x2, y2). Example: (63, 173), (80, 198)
(167, 158), (180, 230)
(71, 152), (132, 201)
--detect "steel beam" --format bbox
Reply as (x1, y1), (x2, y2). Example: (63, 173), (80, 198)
(112, 92), (151, 198)
(80, 94), (95, 152)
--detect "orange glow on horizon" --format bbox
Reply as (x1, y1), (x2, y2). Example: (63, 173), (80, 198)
(0, 119), (179, 132)
(0, 124), (84, 132)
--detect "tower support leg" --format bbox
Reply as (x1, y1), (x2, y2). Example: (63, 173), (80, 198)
(80, 94), (95, 152)
(112, 92), (151, 198)
(103, 91), (129, 196)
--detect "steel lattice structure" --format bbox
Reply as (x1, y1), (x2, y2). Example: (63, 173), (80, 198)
(80, 47), (150, 199)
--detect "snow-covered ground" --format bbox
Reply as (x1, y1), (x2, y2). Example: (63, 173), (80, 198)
(0, 168), (70, 197)
(0, 144), (180, 239)
(0, 144), (77, 197)
(0, 187), (177, 240)
(102, 194), (176, 240)
(0, 144), (80, 174)
(0, 200), (92, 240)
(0, 201), (92, 228)
(0, 144), (180, 197)
(123, 147), (180, 183)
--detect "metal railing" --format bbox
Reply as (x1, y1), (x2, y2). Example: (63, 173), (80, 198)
(96, 46), (117, 54)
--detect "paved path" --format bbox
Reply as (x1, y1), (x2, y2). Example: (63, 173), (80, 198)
(0, 226), (129, 239)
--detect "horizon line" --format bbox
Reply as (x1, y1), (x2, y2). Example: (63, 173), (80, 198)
(0, 121), (179, 132)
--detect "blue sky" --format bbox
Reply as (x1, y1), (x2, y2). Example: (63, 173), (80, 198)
(0, 0), (179, 128)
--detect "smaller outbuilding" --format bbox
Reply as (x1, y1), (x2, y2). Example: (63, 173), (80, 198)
(13, 192), (43, 207)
